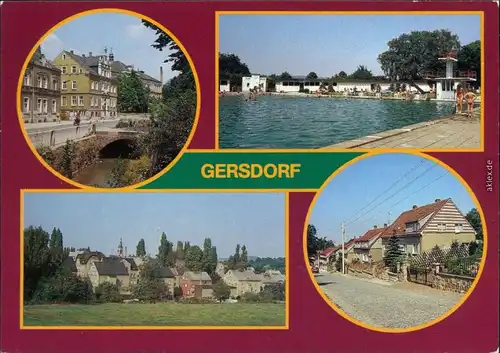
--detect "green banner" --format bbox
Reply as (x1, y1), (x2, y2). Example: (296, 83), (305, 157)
(141, 152), (364, 189)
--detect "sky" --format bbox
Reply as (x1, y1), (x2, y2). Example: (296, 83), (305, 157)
(24, 192), (285, 258)
(40, 12), (176, 82)
(309, 153), (476, 244)
(219, 14), (481, 77)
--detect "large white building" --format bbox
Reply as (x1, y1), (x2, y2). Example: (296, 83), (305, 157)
(430, 55), (476, 101)
(242, 74), (267, 92)
(219, 79), (231, 92)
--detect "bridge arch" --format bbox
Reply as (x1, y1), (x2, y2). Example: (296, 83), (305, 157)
(99, 138), (138, 159)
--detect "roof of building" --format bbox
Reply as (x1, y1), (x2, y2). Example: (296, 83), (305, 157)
(62, 257), (77, 272)
(156, 267), (175, 278)
(94, 258), (129, 276)
(231, 270), (262, 281)
(260, 272), (285, 284)
(183, 271), (212, 281)
(64, 51), (100, 76)
(29, 56), (60, 72)
(123, 257), (138, 271)
(320, 246), (339, 257)
(381, 199), (449, 238)
(110, 60), (161, 84)
(356, 226), (387, 243)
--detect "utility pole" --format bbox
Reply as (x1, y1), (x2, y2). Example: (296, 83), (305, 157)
(341, 221), (345, 274)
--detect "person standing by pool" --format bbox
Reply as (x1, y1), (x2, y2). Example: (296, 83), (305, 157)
(464, 89), (477, 118)
(455, 86), (464, 114)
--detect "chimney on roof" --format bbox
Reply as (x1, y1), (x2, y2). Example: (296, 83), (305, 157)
(89, 52), (92, 57)
(109, 52), (114, 61)
(384, 223), (387, 227)
(160, 66), (163, 83)
(373, 225), (378, 229)
(412, 205), (418, 209)
(124, 247), (127, 258)
(82, 54), (85, 58)
(435, 199), (441, 203)
(70, 50), (74, 54)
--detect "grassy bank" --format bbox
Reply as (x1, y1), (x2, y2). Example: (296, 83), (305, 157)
(24, 302), (286, 327)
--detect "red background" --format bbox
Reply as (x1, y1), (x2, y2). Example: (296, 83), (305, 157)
(1, 2), (498, 352)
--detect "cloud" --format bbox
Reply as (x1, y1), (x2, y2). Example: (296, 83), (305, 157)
(126, 24), (147, 39)
(40, 33), (64, 60)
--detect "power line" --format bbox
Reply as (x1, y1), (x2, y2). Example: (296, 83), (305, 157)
(346, 171), (449, 230)
(344, 160), (426, 223)
(346, 163), (438, 226)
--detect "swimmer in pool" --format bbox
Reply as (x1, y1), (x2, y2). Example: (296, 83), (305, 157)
(455, 86), (464, 114)
(464, 90), (476, 118)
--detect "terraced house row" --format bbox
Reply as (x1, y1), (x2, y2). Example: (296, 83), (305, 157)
(317, 198), (476, 270)
(64, 239), (285, 300)
(21, 48), (163, 123)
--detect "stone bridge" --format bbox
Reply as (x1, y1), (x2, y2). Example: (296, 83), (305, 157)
(94, 130), (142, 158)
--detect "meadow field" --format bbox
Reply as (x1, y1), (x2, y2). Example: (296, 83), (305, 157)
(23, 303), (286, 327)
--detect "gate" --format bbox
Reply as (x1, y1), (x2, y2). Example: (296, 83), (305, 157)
(407, 265), (433, 286)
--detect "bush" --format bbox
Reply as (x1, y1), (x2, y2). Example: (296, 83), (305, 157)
(95, 282), (122, 303)
(239, 292), (260, 302)
(32, 273), (94, 304)
(259, 282), (285, 302)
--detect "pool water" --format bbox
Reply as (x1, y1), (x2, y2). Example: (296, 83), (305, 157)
(219, 96), (454, 149)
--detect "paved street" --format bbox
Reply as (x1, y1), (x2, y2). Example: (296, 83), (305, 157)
(324, 109), (480, 149)
(316, 273), (462, 329)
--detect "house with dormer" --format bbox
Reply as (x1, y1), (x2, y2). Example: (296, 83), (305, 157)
(353, 225), (388, 263)
(380, 198), (476, 255)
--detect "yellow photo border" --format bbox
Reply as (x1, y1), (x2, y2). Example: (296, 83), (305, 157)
(301, 150), (488, 333)
(215, 11), (485, 153)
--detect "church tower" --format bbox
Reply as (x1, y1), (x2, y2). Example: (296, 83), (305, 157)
(117, 238), (124, 258)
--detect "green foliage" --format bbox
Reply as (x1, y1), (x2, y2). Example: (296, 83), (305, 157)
(95, 282), (121, 303)
(219, 53), (251, 85)
(136, 239), (146, 257)
(185, 245), (204, 271)
(213, 281), (231, 302)
(279, 72), (292, 80)
(337, 71), (347, 78)
(306, 72), (318, 79)
(259, 282), (285, 302)
(117, 71), (149, 113)
(240, 245), (248, 264)
(24, 226), (53, 301)
(465, 208), (483, 240)
(173, 286), (183, 299)
(457, 40), (481, 87)
(383, 236), (404, 270)
(158, 232), (174, 267)
(335, 254), (343, 272)
(377, 29), (460, 80)
(350, 65), (373, 80)
(133, 260), (168, 302)
(32, 272), (94, 304)
(307, 224), (335, 258)
(248, 257), (285, 274)
(175, 241), (185, 260)
(59, 140), (75, 178)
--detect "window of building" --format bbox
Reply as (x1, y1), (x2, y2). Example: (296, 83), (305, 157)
(61, 66), (67, 74)
(437, 223), (446, 232)
(52, 100), (57, 113)
(24, 72), (30, 86)
(454, 224), (463, 233)
(62, 81), (67, 89)
(71, 96), (77, 106)
(43, 76), (48, 89)
(62, 96), (67, 106)
(23, 97), (30, 112)
(71, 66), (77, 73)
(78, 96), (84, 106)
(72, 81), (77, 89)
(405, 222), (418, 233)
(37, 75), (42, 88)
(62, 54), (66, 60)
(42, 99), (48, 113)
(53, 80), (58, 90)
(79, 68), (83, 73)
(91, 81), (94, 90)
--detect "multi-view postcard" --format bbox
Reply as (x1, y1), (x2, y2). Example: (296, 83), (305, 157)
(0, 2), (498, 353)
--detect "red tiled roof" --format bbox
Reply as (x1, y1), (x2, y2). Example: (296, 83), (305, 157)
(356, 227), (387, 243)
(320, 246), (339, 257)
(381, 199), (449, 238)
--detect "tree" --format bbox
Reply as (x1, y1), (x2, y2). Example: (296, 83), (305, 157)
(377, 29), (460, 80)
(136, 239), (146, 257)
(58, 140), (75, 178)
(219, 53), (251, 85)
(306, 72), (318, 79)
(240, 245), (248, 265)
(202, 238), (214, 274)
(350, 65), (373, 80)
(184, 241), (191, 254)
(383, 236), (404, 270)
(95, 282), (121, 302)
(32, 46), (43, 61)
(176, 241), (185, 260)
(185, 245), (204, 271)
(24, 226), (52, 301)
(117, 70), (149, 113)
(33, 271), (94, 304)
(457, 40), (481, 87)
(49, 227), (64, 264)
(210, 246), (218, 273)
(133, 259), (168, 302)
(259, 282), (285, 302)
(337, 71), (347, 78)
(279, 72), (292, 80)
(157, 232), (172, 267)
(213, 281), (231, 302)
(465, 208), (483, 240)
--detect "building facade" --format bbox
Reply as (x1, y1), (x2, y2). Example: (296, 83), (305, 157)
(111, 58), (163, 100)
(242, 74), (267, 92)
(52, 50), (118, 120)
(21, 56), (61, 123)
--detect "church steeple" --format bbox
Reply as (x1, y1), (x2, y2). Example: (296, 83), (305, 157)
(117, 238), (124, 257)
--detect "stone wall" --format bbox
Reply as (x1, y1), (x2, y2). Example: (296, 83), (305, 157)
(430, 272), (474, 294)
